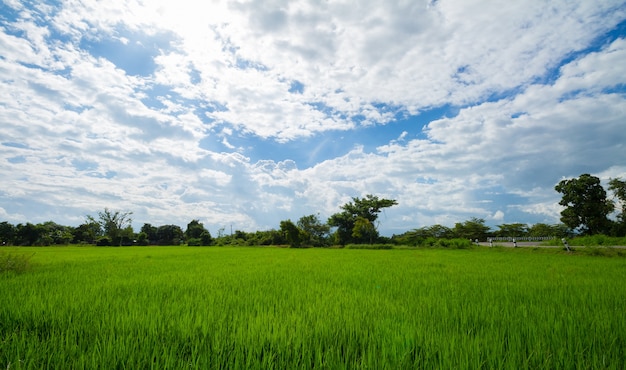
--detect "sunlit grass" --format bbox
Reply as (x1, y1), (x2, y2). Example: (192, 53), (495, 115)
(1, 246), (625, 368)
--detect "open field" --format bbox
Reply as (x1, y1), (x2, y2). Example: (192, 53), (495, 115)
(1, 246), (625, 369)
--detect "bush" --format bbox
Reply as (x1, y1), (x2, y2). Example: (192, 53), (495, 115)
(0, 251), (34, 274)
(136, 232), (149, 246)
(96, 236), (111, 246)
(446, 239), (474, 249)
(344, 244), (393, 250)
(187, 238), (202, 246)
(414, 238), (473, 249)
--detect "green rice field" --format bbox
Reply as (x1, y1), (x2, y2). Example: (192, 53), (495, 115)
(1, 246), (625, 369)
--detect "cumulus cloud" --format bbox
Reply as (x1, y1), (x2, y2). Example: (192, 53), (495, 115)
(0, 1), (625, 235)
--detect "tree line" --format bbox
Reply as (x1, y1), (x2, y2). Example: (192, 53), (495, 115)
(0, 195), (397, 247)
(1, 175), (624, 247)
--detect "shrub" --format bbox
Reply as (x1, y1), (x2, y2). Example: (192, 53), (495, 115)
(415, 238), (473, 249)
(422, 237), (438, 248)
(96, 236), (111, 246)
(136, 232), (149, 246)
(187, 238), (202, 246)
(0, 251), (34, 274)
(344, 243), (393, 250)
(446, 238), (473, 249)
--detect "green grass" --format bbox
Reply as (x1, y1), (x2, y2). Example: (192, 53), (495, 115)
(541, 235), (626, 248)
(0, 251), (34, 275)
(1, 246), (625, 369)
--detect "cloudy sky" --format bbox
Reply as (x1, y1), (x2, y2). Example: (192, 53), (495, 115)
(1, 0), (625, 236)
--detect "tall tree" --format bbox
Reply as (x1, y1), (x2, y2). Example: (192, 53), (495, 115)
(185, 220), (212, 246)
(328, 194), (397, 245)
(72, 221), (101, 244)
(140, 223), (158, 245)
(87, 208), (133, 246)
(297, 214), (330, 247)
(14, 223), (45, 246)
(527, 223), (570, 238)
(0, 221), (16, 245)
(352, 216), (376, 244)
(608, 177), (626, 235)
(280, 219), (302, 248)
(156, 225), (184, 245)
(555, 174), (613, 235)
(453, 217), (491, 241)
(494, 223), (528, 237)
(423, 224), (454, 239)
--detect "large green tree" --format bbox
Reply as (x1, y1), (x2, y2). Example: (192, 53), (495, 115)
(494, 223), (528, 238)
(140, 223), (158, 245)
(156, 224), (184, 245)
(0, 221), (16, 245)
(453, 217), (491, 241)
(14, 223), (50, 246)
(87, 208), (133, 246)
(328, 194), (398, 245)
(185, 219), (212, 246)
(280, 219), (302, 248)
(608, 177), (626, 235)
(555, 174), (613, 235)
(527, 223), (570, 238)
(297, 214), (330, 247)
(72, 221), (101, 244)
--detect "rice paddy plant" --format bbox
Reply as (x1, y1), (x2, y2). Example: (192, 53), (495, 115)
(0, 251), (34, 274)
(1, 246), (625, 369)
(541, 235), (626, 248)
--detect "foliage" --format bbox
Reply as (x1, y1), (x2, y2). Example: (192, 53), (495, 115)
(328, 194), (398, 245)
(452, 217), (491, 241)
(243, 230), (285, 246)
(72, 221), (101, 244)
(0, 221), (16, 245)
(327, 211), (354, 245)
(418, 237), (474, 249)
(136, 232), (149, 246)
(15, 223), (47, 246)
(2, 247), (625, 368)
(608, 177), (626, 235)
(280, 219), (302, 248)
(555, 174), (613, 235)
(184, 220), (212, 246)
(156, 225), (184, 245)
(186, 238), (203, 246)
(87, 208), (134, 246)
(351, 216), (376, 243)
(344, 243), (393, 249)
(297, 214), (330, 247)
(391, 224), (453, 245)
(494, 223), (528, 237)
(96, 236), (112, 246)
(140, 224), (158, 244)
(0, 251), (34, 274)
(527, 223), (571, 238)
(423, 224), (454, 238)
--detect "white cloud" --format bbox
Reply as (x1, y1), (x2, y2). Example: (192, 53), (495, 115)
(30, 0), (622, 141)
(492, 211), (505, 222)
(0, 1), (625, 235)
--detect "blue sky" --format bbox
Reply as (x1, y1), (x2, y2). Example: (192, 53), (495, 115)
(1, 0), (625, 236)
